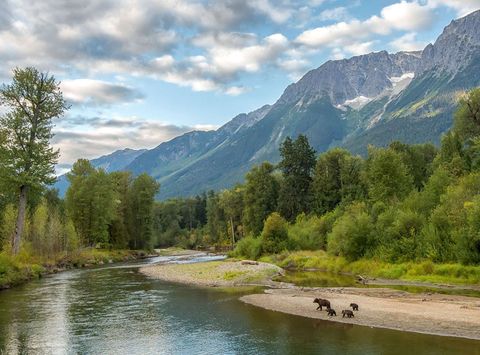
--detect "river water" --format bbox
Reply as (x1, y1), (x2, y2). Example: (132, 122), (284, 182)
(0, 255), (479, 355)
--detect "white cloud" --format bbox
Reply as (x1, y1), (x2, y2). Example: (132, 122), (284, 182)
(390, 33), (428, 52)
(225, 86), (250, 96)
(52, 115), (214, 164)
(0, 0), (474, 99)
(296, 1), (434, 48)
(318, 7), (351, 22)
(379, 1), (434, 31)
(246, 0), (292, 23)
(208, 33), (289, 76)
(345, 41), (376, 56)
(60, 79), (144, 106)
(428, 0), (480, 17)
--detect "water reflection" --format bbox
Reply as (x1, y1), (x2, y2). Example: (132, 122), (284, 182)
(0, 257), (479, 354)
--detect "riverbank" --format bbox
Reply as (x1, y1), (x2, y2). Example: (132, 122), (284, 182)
(0, 249), (155, 290)
(140, 250), (480, 340)
(241, 287), (480, 340)
(140, 259), (284, 287)
(259, 250), (480, 286)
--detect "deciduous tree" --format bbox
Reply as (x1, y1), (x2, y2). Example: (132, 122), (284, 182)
(0, 67), (68, 254)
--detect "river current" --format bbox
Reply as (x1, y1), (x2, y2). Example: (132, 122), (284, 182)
(0, 255), (479, 354)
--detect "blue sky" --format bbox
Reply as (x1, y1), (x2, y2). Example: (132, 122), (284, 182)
(0, 0), (479, 171)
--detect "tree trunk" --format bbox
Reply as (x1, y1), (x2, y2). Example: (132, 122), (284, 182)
(230, 217), (235, 248)
(12, 185), (28, 255)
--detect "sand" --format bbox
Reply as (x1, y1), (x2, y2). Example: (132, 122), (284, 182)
(141, 258), (480, 340)
(240, 287), (480, 340)
(140, 260), (284, 287)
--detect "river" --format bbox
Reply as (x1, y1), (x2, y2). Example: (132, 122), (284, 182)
(0, 255), (479, 355)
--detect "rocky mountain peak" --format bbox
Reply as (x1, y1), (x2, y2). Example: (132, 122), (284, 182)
(278, 50), (422, 107)
(417, 9), (480, 75)
(217, 104), (272, 135)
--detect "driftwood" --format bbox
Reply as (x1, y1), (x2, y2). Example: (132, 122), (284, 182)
(356, 275), (368, 285)
(241, 260), (259, 265)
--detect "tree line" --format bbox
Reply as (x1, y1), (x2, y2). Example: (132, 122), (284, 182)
(0, 68), (159, 257)
(156, 89), (480, 265)
(1, 67), (479, 267)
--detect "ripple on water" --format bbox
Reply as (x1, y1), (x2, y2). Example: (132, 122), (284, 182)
(1, 255), (480, 355)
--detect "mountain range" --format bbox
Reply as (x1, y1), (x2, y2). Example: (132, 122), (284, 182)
(55, 10), (480, 199)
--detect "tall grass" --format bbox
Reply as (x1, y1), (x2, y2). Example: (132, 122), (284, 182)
(259, 250), (480, 285)
(0, 248), (151, 289)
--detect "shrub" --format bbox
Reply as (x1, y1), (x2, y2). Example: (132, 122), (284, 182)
(232, 236), (263, 260)
(288, 211), (338, 251)
(261, 212), (289, 254)
(327, 203), (375, 261)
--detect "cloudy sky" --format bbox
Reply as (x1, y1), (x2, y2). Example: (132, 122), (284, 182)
(0, 0), (479, 172)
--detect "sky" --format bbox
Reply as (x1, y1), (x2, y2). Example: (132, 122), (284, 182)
(0, 0), (479, 173)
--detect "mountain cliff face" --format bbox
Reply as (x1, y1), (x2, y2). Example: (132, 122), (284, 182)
(55, 10), (480, 199)
(345, 9), (480, 153)
(280, 50), (421, 106)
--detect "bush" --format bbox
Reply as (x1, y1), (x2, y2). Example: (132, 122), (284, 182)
(327, 203), (375, 261)
(288, 211), (338, 251)
(261, 213), (289, 254)
(232, 236), (262, 260)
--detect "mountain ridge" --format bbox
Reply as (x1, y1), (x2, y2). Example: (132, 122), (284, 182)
(55, 9), (480, 199)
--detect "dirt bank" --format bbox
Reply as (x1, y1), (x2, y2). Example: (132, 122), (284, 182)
(240, 287), (480, 340)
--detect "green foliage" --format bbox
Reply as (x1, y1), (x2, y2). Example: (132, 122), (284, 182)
(427, 173), (480, 264)
(0, 67), (69, 254)
(0, 67), (67, 189)
(0, 252), (44, 289)
(366, 146), (415, 202)
(270, 250), (480, 285)
(327, 203), (375, 261)
(232, 236), (263, 260)
(243, 162), (279, 236)
(0, 204), (16, 251)
(374, 208), (425, 262)
(277, 135), (316, 220)
(453, 88), (480, 141)
(219, 186), (245, 244)
(312, 148), (365, 214)
(434, 131), (470, 176)
(65, 160), (159, 250)
(127, 174), (160, 249)
(66, 160), (117, 246)
(261, 212), (289, 254)
(389, 141), (437, 190)
(287, 213), (331, 251)
(206, 191), (228, 245)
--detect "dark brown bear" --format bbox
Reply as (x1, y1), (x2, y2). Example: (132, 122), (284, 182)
(350, 303), (359, 311)
(342, 310), (354, 318)
(327, 308), (336, 316)
(313, 298), (331, 311)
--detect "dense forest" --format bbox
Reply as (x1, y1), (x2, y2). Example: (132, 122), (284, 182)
(154, 88), (480, 266)
(0, 67), (479, 274)
(0, 69), (159, 264)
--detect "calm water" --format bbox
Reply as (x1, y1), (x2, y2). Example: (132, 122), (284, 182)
(277, 270), (480, 298)
(1, 257), (479, 355)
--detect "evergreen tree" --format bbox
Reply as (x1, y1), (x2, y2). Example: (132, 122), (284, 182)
(243, 162), (279, 236)
(277, 135), (316, 221)
(312, 148), (365, 214)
